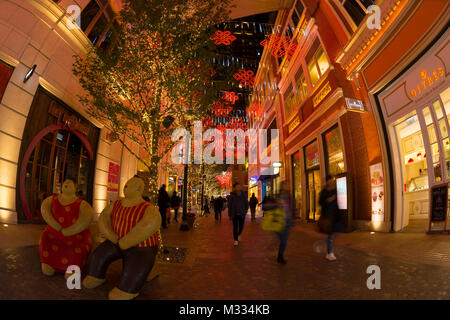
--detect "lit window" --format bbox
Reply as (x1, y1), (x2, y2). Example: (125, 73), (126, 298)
(306, 40), (329, 87)
(338, 0), (375, 28)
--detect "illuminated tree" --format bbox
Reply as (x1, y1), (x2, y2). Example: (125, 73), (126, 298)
(73, 0), (231, 203)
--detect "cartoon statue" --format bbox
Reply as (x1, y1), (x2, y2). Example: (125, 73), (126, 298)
(39, 180), (93, 277)
(83, 177), (161, 300)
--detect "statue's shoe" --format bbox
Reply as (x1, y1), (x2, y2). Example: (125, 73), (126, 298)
(82, 275), (106, 289)
(41, 263), (55, 276)
(146, 263), (160, 282)
(108, 287), (139, 300)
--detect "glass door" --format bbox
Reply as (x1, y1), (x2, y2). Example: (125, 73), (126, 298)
(304, 140), (321, 221)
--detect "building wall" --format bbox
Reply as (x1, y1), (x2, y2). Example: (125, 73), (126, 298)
(0, 0), (139, 223)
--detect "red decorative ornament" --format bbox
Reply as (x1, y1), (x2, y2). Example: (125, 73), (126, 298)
(211, 30), (237, 45)
(216, 172), (231, 188)
(222, 91), (239, 104)
(211, 101), (232, 117)
(233, 69), (256, 88)
(247, 103), (265, 119)
(260, 34), (297, 59)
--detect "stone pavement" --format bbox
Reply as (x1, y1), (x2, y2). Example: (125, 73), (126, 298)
(0, 209), (449, 300)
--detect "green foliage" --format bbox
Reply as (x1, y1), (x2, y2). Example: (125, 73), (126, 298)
(73, 0), (232, 201)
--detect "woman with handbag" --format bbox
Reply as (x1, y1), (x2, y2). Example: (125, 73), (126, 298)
(319, 175), (343, 261)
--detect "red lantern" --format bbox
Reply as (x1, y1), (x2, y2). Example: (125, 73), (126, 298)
(233, 69), (256, 88)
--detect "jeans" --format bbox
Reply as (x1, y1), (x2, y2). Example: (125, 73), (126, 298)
(250, 208), (256, 219)
(233, 215), (245, 241)
(327, 233), (334, 254)
(278, 219), (291, 256)
(159, 208), (167, 228)
(214, 209), (222, 221)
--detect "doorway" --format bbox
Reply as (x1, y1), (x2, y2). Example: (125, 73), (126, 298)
(306, 168), (321, 221)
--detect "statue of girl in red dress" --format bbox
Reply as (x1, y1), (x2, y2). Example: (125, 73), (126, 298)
(39, 180), (94, 277)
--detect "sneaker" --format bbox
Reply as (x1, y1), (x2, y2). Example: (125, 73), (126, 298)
(234, 241), (239, 246)
(325, 253), (337, 261)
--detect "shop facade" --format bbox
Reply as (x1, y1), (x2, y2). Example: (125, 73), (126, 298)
(375, 30), (449, 232)
(0, 0), (140, 223)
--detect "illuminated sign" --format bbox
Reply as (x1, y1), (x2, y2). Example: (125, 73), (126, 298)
(409, 68), (445, 99)
(345, 97), (365, 112)
(313, 81), (331, 107)
(288, 116), (300, 133)
(336, 176), (347, 210)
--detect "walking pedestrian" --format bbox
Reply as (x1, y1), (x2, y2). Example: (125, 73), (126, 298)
(249, 193), (258, 221)
(319, 175), (343, 261)
(204, 196), (210, 216)
(214, 196), (224, 222)
(261, 195), (275, 217)
(157, 184), (170, 229)
(170, 191), (181, 222)
(276, 183), (293, 264)
(228, 182), (249, 246)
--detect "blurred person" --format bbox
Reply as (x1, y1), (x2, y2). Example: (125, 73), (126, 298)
(249, 193), (258, 221)
(204, 196), (210, 216)
(170, 191), (181, 222)
(319, 175), (343, 261)
(276, 183), (294, 264)
(214, 196), (224, 222)
(157, 184), (170, 229)
(228, 182), (249, 246)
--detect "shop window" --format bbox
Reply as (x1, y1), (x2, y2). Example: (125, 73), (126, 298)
(80, 0), (101, 32)
(294, 66), (308, 104)
(323, 125), (344, 176)
(394, 112), (428, 192)
(0, 61), (14, 102)
(422, 107), (441, 182)
(306, 40), (329, 87)
(88, 13), (108, 45)
(283, 83), (296, 120)
(337, 0), (375, 28)
(292, 151), (302, 217)
(304, 140), (319, 169)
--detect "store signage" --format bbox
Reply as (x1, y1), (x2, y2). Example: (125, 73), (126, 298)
(48, 101), (90, 136)
(288, 116), (300, 133)
(107, 162), (120, 192)
(430, 184), (448, 222)
(313, 81), (331, 107)
(345, 97), (365, 112)
(409, 68), (445, 99)
(370, 163), (384, 223)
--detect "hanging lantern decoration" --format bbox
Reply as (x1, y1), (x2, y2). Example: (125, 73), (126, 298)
(211, 30), (237, 46)
(222, 91), (239, 105)
(247, 103), (265, 119)
(260, 34), (298, 59)
(233, 69), (256, 88)
(216, 172), (232, 188)
(211, 101), (232, 117)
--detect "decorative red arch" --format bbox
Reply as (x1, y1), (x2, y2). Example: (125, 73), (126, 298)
(19, 123), (94, 221)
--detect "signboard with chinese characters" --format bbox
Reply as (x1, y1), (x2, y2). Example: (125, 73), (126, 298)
(430, 184), (447, 222)
(345, 97), (365, 113)
(370, 163), (384, 222)
(107, 162), (120, 192)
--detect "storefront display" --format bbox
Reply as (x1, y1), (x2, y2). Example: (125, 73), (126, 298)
(304, 140), (321, 221)
(377, 31), (449, 232)
(323, 125), (345, 176)
(370, 163), (385, 223)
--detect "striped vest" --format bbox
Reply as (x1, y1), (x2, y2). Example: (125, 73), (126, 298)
(111, 200), (159, 247)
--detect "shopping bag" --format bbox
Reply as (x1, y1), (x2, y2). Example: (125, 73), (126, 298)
(318, 214), (332, 234)
(261, 208), (285, 233)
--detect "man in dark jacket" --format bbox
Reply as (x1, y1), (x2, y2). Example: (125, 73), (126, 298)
(319, 175), (343, 261)
(228, 182), (249, 246)
(170, 191), (181, 222)
(249, 193), (258, 220)
(157, 184), (170, 228)
(213, 196), (224, 222)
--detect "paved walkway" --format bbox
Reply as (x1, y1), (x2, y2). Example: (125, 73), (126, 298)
(0, 209), (449, 300)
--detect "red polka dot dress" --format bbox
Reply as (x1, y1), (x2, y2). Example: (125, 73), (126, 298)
(39, 195), (92, 273)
